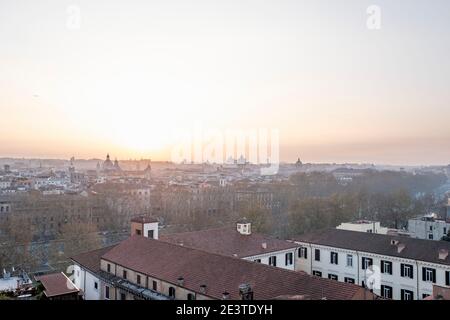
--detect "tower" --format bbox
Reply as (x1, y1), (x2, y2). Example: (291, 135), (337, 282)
(130, 216), (159, 239)
(144, 163), (152, 180)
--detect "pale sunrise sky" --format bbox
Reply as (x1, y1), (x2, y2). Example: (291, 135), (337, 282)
(0, 0), (449, 165)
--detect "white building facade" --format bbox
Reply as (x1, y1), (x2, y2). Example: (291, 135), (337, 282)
(336, 220), (388, 234)
(72, 264), (102, 300)
(293, 230), (450, 300)
(408, 215), (450, 241)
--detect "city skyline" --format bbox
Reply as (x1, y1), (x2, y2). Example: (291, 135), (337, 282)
(1, 0), (450, 165)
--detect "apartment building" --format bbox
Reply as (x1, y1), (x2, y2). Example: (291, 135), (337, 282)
(408, 214), (450, 240)
(292, 229), (450, 300)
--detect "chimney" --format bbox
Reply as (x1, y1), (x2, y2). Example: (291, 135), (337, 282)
(177, 277), (184, 286)
(397, 243), (406, 253)
(222, 292), (230, 300)
(439, 249), (449, 260)
(239, 283), (254, 300)
(130, 216), (159, 239)
(236, 218), (252, 235)
(199, 284), (207, 294)
(261, 242), (267, 249)
(391, 239), (399, 246)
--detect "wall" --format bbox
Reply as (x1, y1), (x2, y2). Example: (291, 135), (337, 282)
(73, 264), (101, 300)
(244, 248), (297, 271)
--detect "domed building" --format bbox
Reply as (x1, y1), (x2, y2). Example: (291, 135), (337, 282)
(113, 158), (122, 171)
(102, 154), (121, 173)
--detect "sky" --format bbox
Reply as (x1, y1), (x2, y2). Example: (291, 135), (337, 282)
(0, 0), (449, 165)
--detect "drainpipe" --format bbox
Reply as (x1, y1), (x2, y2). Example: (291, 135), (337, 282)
(416, 261), (420, 300)
(356, 251), (360, 285)
(83, 268), (86, 299)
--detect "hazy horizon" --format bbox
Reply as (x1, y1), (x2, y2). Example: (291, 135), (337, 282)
(1, 0), (450, 165)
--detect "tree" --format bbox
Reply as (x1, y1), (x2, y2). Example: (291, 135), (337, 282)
(51, 222), (101, 265)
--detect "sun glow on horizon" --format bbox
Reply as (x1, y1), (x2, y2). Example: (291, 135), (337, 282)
(1, 1), (450, 164)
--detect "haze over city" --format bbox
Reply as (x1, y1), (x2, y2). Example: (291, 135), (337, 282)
(1, 0), (450, 165)
(4, 0), (450, 307)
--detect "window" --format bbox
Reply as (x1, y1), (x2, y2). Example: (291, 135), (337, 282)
(152, 280), (157, 291)
(444, 227), (447, 235)
(107, 264), (111, 273)
(269, 256), (277, 267)
(314, 249), (321, 262)
(346, 254), (353, 267)
(187, 293), (195, 300)
(105, 286), (110, 299)
(330, 252), (338, 265)
(428, 234), (433, 240)
(169, 287), (176, 298)
(381, 285), (393, 299)
(446, 271), (450, 286)
(422, 267), (436, 283)
(136, 229), (141, 235)
(94, 282), (98, 290)
(148, 230), (154, 239)
(123, 270), (127, 279)
(328, 274), (338, 281)
(430, 226), (433, 231)
(401, 289), (413, 301)
(299, 247), (308, 259)
(361, 257), (373, 270)
(254, 259), (261, 263)
(120, 293), (126, 300)
(400, 264), (413, 279)
(344, 277), (355, 284)
(381, 260), (393, 275)
(137, 275), (141, 285)
(285, 252), (293, 266)
(312, 270), (322, 277)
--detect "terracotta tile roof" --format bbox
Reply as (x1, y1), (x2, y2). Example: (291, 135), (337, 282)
(292, 228), (450, 265)
(35, 272), (79, 298)
(100, 235), (371, 300)
(160, 226), (298, 258)
(71, 245), (117, 273)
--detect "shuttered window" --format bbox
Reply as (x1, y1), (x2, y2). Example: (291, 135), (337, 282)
(330, 252), (338, 265)
(298, 247), (308, 259)
(362, 257), (373, 270)
(401, 264), (413, 279)
(401, 289), (413, 300)
(422, 267), (436, 283)
(381, 285), (393, 299)
(314, 249), (321, 261)
(381, 260), (393, 275)
(285, 252), (293, 266)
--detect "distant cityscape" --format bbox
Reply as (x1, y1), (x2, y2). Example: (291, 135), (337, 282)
(2, 0), (450, 307)
(1, 154), (450, 300)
